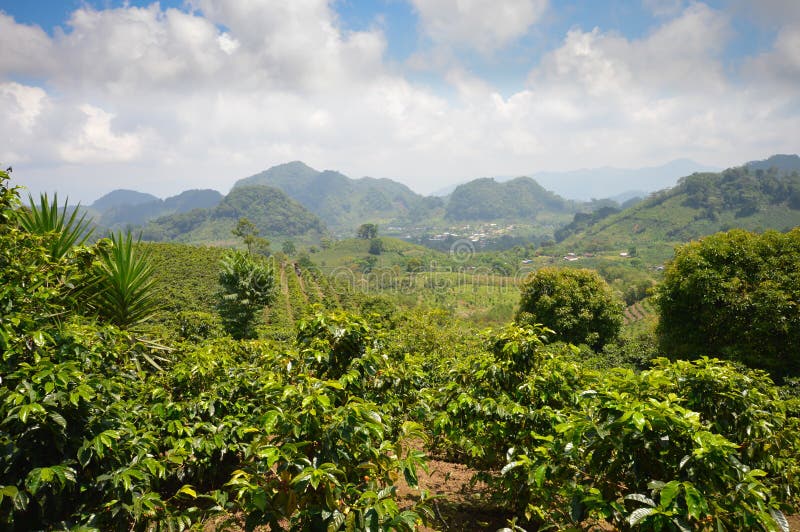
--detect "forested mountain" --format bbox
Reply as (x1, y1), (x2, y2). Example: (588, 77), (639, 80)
(233, 161), (443, 229)
(141, 184), (324, 242)
(96, 189), (223, 228)
(445, 176), (576, 221)
(90, 189), (160, 211)
(557, 161), (800, 258)
(746, 154), (800, 174)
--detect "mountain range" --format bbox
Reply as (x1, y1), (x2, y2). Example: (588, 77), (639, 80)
(233, 161), (443, 229)
(79, 154), (800, 252)
(555, 154), (800, 260)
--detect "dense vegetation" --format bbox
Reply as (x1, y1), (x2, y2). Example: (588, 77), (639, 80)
(445, 177), (574, 221)
(234, 161), (443, 230)
(141, 185), (324, 243)
(558, 164), (800, 261)
(656, 228), (800, 378)
(516, 267), (624, 349)
(2, 167), (800, 531)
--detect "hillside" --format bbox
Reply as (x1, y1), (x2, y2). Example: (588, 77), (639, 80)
(233, 161), (443, 230)
(141, 184), (324, 243)
(85, 188), (224, 229)
(746, 154), (800, 174)
(445, 176), (576, 221)
(90, 189), (160, 211)
(558, 161), (800, 261)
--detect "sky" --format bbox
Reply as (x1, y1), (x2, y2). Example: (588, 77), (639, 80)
(1, 0), (799, 203)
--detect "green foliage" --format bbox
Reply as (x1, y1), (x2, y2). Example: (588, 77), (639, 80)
(517, 267), (624, 349)
(232, 217), (269, 255)
(175, 310), (224, 342)
(233, 161), (441, 230)
(368, 238), (384, 255)
(281, 239), (296, 255)
(358, 223), (378, 239)
(16, 192), (94, 259)
(143, 185), (325, 243)
(445, 177), (574, 221)
(89, 232), (160, 328)
(216, 250), (275, 339)
(656, 228), (800, 377)
(559, 165), (800, 261)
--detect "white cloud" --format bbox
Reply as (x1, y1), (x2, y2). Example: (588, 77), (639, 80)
(410, 0), (548, 52)
(0, 1), (799, 203)
(743, 26), (800, 87)
(57, 104), (145, 164)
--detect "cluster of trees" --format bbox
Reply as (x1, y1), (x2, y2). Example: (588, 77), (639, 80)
(445, 177), (572, 221)
(680, 167), (800, 219)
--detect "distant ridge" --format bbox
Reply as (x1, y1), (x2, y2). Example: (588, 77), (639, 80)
(232, 161), (442, 229)
(430, 159), (721, 201)
(445, 176), (575, 221)
(746, 154), (800, 173)
(557, 154), (800, 260)
(91, 189), (159, 211)
(531, 159), (721, 201)
(89, 189), (223, 228)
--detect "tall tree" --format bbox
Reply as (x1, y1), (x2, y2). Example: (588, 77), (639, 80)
(216, 250), (275, 339)
(516, 267), (623, 349)
(357, 223), (378, 239)
(656, 228), (800, 377)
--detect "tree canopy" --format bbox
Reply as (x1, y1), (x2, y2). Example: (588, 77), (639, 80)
(516, 267), (623, 349)
(656, 228), (800, 377)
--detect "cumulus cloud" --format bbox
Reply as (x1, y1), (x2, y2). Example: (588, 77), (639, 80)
(0, 1), (799, 202)
(410, 0), (548, 52)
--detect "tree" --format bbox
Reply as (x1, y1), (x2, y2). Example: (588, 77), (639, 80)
(516, 267), (623, 349)
(217, 250), (275, 339)
(655, 228), (800, 377)
(232, 217), (269, 255)
(357, 223), (378, 239)
(282, 240), (296, 255)
(368, 238), (384, 255)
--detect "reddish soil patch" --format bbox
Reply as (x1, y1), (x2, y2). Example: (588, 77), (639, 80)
(397, 457), (512, 531)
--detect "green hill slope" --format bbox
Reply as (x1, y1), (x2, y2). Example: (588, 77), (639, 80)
(559, 163), (800, 261)
(445, 176), (576, 221)
(233, 161), (443, 230)
(141, 185), (325, 243)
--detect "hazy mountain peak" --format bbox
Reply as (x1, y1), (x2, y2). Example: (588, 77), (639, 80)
(91, 189), (160, 211)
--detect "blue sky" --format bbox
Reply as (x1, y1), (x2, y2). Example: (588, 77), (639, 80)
(0, 0), (798, 201)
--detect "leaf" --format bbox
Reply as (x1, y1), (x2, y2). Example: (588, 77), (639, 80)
(769, 508), (790, 532)
(631, 411), (646, 432)
(624, 493), (656, 507)
(628, 507), (656, 526)
(684, 484), (707, 520)
(660, 481), (681, 507)
(177, 485), (197, 498)
(534, 464), (547, 487)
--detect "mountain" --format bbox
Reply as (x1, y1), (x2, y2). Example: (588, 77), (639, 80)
(95, 189), (223, 228)
(557, 157), (800, 260)
(531, 159), (721, 201)
(444, 176), (576, 221)
(233, 161), (442, 230)
(746, 154), (800, 174)
(141, 185), (324, 243)
(91, 189), (160, 211)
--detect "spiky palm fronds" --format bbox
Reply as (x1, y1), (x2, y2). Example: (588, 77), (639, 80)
(17, 193), (94, 259)
(91, 232), (160, 328)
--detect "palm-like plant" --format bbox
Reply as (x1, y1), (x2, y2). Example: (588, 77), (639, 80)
(91, 232), (160, 328)
(16, 193), (94, 259)
(217, 250), (275, 339)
